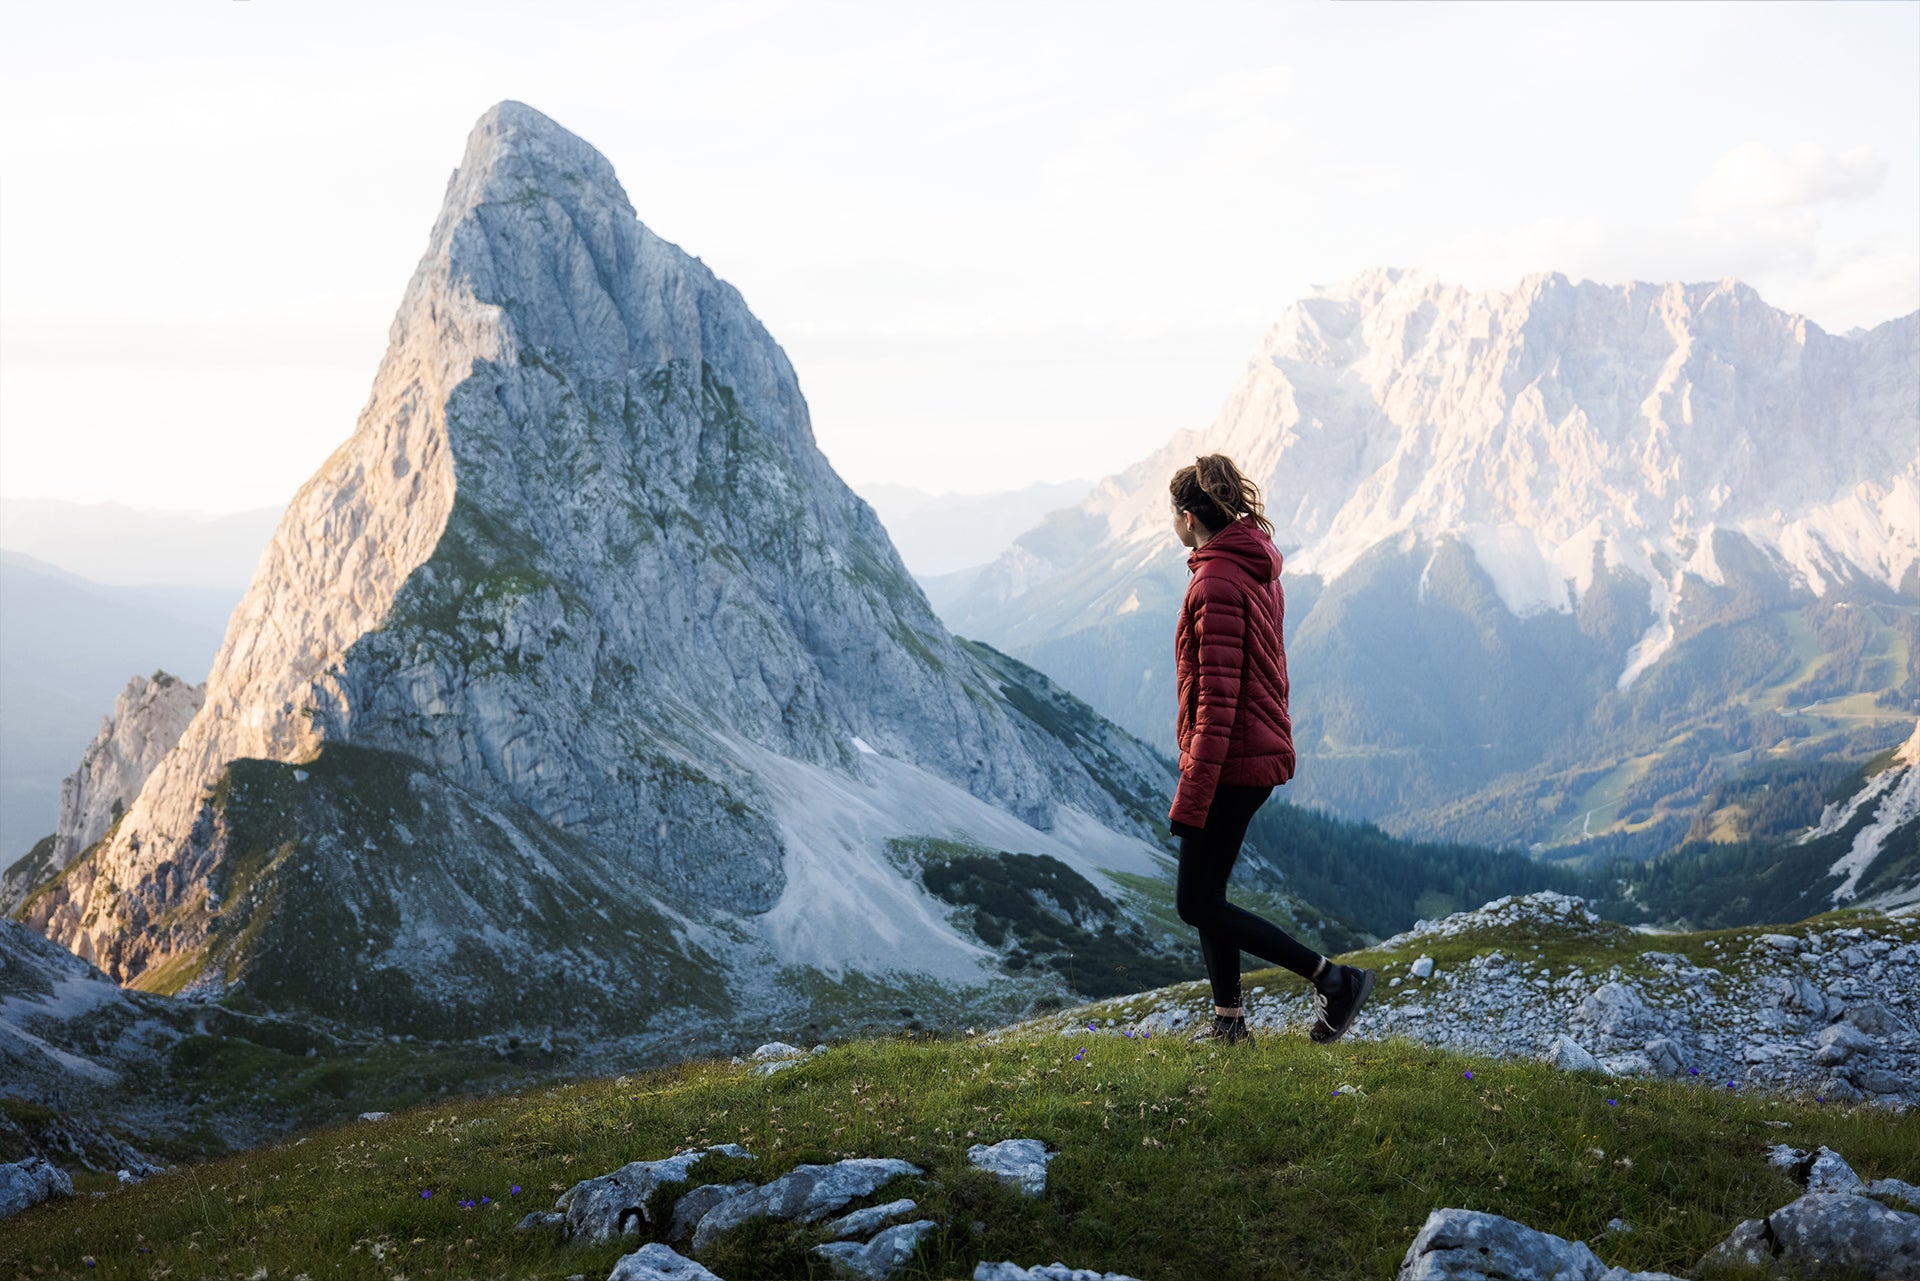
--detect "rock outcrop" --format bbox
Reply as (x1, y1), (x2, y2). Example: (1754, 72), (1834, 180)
(0, 672), (203, 914)
(1396, 1207), (1678, 1281)
(1072, 893), (1920, 1109)
(14, 101), (1172, 1040)
(0, 1156), (73, 1221)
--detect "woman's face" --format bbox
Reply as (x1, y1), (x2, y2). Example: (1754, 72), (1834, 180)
(1172, 503), (1199, 549)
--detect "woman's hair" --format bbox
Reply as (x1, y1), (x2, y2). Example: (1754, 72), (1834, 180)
(1169, 454), (1273, 535)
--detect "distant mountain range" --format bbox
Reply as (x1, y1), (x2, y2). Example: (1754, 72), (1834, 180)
(0, 499), (281, 590)
(851, 480), (1092, 577)
(928, 268), (1918, 854)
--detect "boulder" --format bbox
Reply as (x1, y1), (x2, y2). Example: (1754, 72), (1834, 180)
(557, 1144), (755, 1243)
(1868, 1178), (1920, 1211)
(1806, 1147), (1864, 1197)
(1760, 934), (1803, 954)
(821, 1197), (919, 1239)
(1758, 974), (1834, 1025)
(607, 1242), (724, 1281)
(1812, 1022), (1877, 1066)
(1541, 1036), (1606, 1074)
(1133, 1008), (1191, 1035)
(1410, 956), (1435, 979)
(1856, 1067), (1911, 1095)
(690, 1158), (921, 1251)
(1642, 1037), (1684, 1076)
(1574, 982), (1658, 1043)
(1766, 1143), (1809, 1172)
(750, 1042), (806, 1060)
(966, 1139), (1058, 1197)
(973, 1266), (1146, 1281)
(1699, 1193), (1920, 1279)
(1396, 1208), (1680, 1280)
(664, 1182), (753, 1243)
(811, 1219), (939, 1279)
(0, 1157), (73, 1220)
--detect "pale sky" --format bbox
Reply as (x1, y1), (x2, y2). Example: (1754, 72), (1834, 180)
(2, 1), (1916, 513)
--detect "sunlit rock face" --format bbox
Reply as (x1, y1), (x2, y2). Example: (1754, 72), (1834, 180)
(0, 672), (204, 916)
(20, 101), (1169, 1022)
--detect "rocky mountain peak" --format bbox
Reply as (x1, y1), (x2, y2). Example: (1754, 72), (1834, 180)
(18, 103), (1170, 1012)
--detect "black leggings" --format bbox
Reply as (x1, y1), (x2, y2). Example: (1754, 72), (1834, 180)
(1175, 784), (1322, 1007)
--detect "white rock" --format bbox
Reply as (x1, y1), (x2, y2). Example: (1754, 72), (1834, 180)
(1766, 1143), (1809, 1172)
(811, 1219), (939, 1279)
(664, 1182), (752, 1244)
(607, 1242), (723, 1281)
(1868, 1178), (1920, 1211)
(973, 1266), (1145, 1281)
(1410, 956), (1435, 979)
(1812, 1021), (1876, 1066)
(1806, 1146), (1865, 1196)
(0, 1157), (73, 1220)
(966, 1139), (1057, 1197)
(1396, 1208), (1680, 1280)
(1700, 1193), (1920, 1278)
(750, 1041), (805, 1060)
(1541, 1035), (1605, 1074)
(558, 1145), (755, 1244)
(1841, 1000), (1914, 1038)
(821, 1198), (919, 1240)
(1574, 982), (1655, 1042)
(1642, 1037), (1684, 1076)
(690, 1158), (921, 1251)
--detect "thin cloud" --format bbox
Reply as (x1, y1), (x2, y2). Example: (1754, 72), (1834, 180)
(1693, 141), (1888, 215)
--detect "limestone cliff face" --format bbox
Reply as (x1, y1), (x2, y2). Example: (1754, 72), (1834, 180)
(22, 102), (1169, 1005)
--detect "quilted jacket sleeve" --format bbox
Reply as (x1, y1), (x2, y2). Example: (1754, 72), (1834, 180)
(1168, 576), (1246, 828)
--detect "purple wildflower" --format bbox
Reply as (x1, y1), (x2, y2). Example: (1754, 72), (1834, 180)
(1606, 1099), (1617, 1107)
(481, 1196), (492, 1205)
(1330, 1089), (1341, 1096)
(1688, 1067), (1699, 1076)
(1073, 1047), (1086, 1061)
(1463, 1070), (1473, 1081)
(511, 1184), (521, 1195)
(421, 1189), (433, 1200)
(1088, 1022), (1098, 1032)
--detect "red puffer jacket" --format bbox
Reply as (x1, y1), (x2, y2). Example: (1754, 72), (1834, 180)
(1169, 516), (1296, 828)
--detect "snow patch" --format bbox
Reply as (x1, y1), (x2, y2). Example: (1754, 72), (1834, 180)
(1458, 524), (1574, 617)
(1829, 752), (1920, 904)
(733, 742), (1165, 981)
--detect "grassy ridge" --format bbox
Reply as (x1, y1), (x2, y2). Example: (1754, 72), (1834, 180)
(5, 995), (1916, 1280)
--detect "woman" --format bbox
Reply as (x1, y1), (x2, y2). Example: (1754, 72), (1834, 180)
(1168, 454), (1373, 1046)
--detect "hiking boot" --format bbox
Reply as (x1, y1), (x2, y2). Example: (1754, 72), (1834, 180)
(1309, 964), (1375, 1045)
(1190, 1014), (1255, 1046)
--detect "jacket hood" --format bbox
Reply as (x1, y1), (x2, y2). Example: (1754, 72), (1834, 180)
(1188, 517), (1282, 581)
